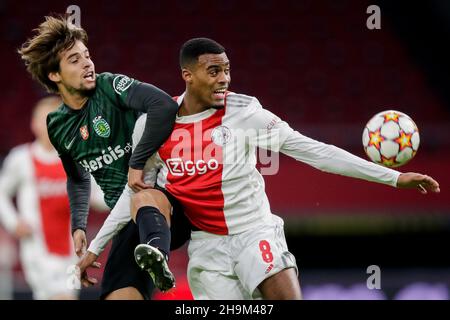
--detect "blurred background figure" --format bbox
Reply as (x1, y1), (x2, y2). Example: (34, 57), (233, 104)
(0, 96), (107, 300)
(0, 96), (76, 300)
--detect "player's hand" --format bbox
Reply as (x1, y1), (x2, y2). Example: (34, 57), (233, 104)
(77, 251), (101, 288)
(128, 167), (152, 193)
(397, 172), (440, 194)
(73, 229), (87, 258)
(14, 220), (33, 239)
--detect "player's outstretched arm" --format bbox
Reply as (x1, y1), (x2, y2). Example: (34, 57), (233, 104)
(396, 172), (440, 194)
(240, 97), (441, 195)
(60, 154), (92, 257)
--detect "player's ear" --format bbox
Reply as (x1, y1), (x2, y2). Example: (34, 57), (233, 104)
(182, 68), (193, 83)
(48, 71), (61, 83)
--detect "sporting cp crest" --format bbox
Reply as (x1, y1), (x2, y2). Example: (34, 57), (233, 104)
(80, 125), (89, 140)
(93, 116), (111, 138)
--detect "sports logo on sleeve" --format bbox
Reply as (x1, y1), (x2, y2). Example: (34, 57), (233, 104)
(113, 75), (134, 95)
(93, 116), (111, 138)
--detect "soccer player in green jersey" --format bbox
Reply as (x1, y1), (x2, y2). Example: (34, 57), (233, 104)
(18, 15), (189, 299)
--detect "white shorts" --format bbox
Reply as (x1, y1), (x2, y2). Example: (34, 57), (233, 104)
(21, 249), (78, 300)
(187, 215), (297, 300)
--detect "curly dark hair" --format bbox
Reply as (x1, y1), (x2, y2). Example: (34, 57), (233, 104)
(18, 15), (88, 93)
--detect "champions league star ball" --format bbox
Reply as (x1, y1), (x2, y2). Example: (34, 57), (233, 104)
(362, 110), (420, 168)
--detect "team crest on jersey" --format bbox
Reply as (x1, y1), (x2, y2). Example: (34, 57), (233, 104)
(211, 126), (231, 146)
(113, 75), (134, 95)
(93, 116), (111, 138)
(80, 125), (89, 140)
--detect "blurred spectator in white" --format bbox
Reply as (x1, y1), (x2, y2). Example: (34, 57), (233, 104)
(0, 96), (107, 299)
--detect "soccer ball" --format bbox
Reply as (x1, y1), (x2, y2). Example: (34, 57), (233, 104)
(362, 110), (420, 167)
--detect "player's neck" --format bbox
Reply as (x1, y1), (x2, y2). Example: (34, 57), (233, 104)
(60, 90), (89, 110)
(179, 92), (209, 116)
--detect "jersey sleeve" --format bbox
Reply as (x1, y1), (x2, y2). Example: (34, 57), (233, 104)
(235, 95), (294, 152)
(131, 114), (147, 153)
(131, 114), (159, 186)
(126, 83), (178, 170)
(234, 93), (400, 187)
(279, 128), (401, 187)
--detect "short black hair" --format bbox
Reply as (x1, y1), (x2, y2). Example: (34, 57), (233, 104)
(179, 37), (225, 68)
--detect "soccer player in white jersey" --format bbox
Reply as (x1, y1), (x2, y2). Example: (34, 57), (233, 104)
(0, 96), (107, 299)
(79, 38), (440, 300)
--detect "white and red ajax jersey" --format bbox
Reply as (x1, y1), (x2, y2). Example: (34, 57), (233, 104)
(134, 92), (400, 236)
(0, 142), (72, 256)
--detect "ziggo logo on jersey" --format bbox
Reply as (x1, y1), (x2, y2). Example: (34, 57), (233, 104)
(166, 158), (219, 176)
